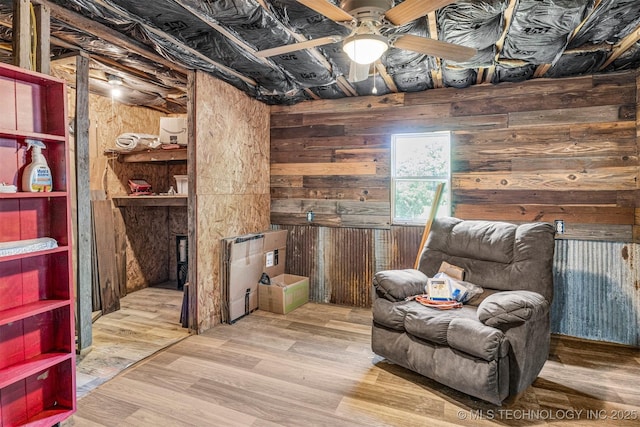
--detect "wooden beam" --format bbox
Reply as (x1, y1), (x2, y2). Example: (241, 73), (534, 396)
(75, 53), (93, 352)
(186, 70), (197, 331)
(89, 0), (256, 86)
(304, 88), (321, 100)
(40, 0), (189, 76)
(34, 2), (50, 74)
(485, 0), (517, 84)
(535, 0), (603, 78)
(254, 1), (352, 97)
(375, 60), (398, 93)
(12, 0), (30, 69)
(600, 25), (640, 70)
(426, 13), (443, 88)
(336, 75), (357, 97)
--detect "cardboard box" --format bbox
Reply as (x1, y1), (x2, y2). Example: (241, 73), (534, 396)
(226, 234), (264, 322)
(262, 229), (287, 278)
(259, 274), (309, 314)
(159, 117), (187, 145)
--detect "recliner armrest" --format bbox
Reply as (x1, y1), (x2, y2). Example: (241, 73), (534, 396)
(373, 269), (427, 302)
(477, 290), (549, 329)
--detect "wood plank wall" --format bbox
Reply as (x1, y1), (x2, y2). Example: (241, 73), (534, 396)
(270, 71), (639, 307)
(271, 71), (638, 240)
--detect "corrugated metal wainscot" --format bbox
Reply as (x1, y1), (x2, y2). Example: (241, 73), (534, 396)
(552, 240), (640, 346)
(275, 225), (640, 346)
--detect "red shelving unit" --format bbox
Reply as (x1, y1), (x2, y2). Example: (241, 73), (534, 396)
(0, 62), (76, 426)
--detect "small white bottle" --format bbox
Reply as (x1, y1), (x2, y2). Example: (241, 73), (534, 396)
(22, 139), (53, 192)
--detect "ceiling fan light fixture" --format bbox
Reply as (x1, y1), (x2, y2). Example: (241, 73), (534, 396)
(343, 34), (388, 65)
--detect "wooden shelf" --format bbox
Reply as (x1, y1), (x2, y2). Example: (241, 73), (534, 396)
(0, 300), (71, 326)
(24, 407), (75, 427)
(112, 195), (188, 207)
(0, 62), (75, 426)
(0, 245), (69, 263)
(109, 148), (187, 163)
(0, 128), (66, 143)
(0, 353), (72, 389)
(0, 191), (67, 199)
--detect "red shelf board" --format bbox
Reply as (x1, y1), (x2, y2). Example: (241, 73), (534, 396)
(0, 191), (68, 199)
(0, 352), (72, 389)
(23, 407), (75, 427)
(0, 62), (66, 86)
(0, 299), (71, 326)
(0, 245), (69, 263)
(0, 128), (66, 142)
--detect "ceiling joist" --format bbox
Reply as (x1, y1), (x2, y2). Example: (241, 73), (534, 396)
(40, 0), (189, 76)
(534, 0), (603, 78)
(600, 25), (640, 70)
(90, 0), (257, 87)
(484, 0), (517, 84)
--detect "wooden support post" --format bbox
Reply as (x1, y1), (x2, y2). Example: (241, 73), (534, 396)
(75, 53), (93, 353)
(414, 183), (445, 269)
(187, 70), (197, 332)
(33, 2), (50, 75)
(12, 0), (30, 69)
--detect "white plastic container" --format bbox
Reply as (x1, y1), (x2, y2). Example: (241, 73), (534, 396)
(174, 175), (188, 194)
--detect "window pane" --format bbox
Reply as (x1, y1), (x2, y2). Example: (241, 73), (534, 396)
(394, 134), (449, 178)
(394, 180), (449, 223)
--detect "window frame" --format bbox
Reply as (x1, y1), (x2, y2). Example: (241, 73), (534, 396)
(390, 131), (452, 226)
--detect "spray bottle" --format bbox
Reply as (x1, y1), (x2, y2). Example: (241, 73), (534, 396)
(22, 139), (53, 192)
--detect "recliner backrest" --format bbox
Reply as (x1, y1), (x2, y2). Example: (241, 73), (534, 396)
(417, 217), (555, 302)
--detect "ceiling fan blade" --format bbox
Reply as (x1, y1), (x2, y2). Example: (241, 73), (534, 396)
(348, 61), (370, 82)
(255, 35), (343, 58)
(297, 0), (354, 22)
(384, 0), (457, 26)
(392, 34), (476, 62)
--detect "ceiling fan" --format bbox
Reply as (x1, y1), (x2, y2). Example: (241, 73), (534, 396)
(256, 0), (477, 82)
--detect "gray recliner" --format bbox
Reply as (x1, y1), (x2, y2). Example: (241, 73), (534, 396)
(371, 217), (555, 405)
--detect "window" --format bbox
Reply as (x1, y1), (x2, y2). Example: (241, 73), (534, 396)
(391, 132), (451, 225)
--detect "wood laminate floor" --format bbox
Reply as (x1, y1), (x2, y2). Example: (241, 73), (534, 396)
(65, 303), (640, 426)
(74, 287), (190, 398)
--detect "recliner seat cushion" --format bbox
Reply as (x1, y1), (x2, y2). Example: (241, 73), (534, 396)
(374, 300), (506, 361)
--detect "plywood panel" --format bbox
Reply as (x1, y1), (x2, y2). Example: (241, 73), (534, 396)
(194, 71), (270, 332)
(69, 90), (168, 294)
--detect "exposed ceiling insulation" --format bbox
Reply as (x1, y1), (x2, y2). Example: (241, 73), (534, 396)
(0, 0), (639, 113)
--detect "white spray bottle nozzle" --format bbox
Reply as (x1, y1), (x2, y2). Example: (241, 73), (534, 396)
(26, 139), (46, 150)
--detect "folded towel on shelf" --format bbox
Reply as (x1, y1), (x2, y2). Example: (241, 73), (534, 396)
(115, 133), (160, 151)
(0, 237), (58, 257)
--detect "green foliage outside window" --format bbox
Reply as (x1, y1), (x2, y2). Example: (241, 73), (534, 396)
(392, 133), (451, 224)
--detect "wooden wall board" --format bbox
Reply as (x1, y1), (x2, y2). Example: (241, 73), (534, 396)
(453, 189), (635, 206)
(271, 162), (376, 176)
(452, 168), (637, 191)
(454, 204), (635, 224)
(270, 93), (406, 115)
(344, 114), (509, 135)
(300, 104), (452, 127)
(270, 186), (390, 202)
(91, 200), (120, 314)
(271, 135), (389, 152)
